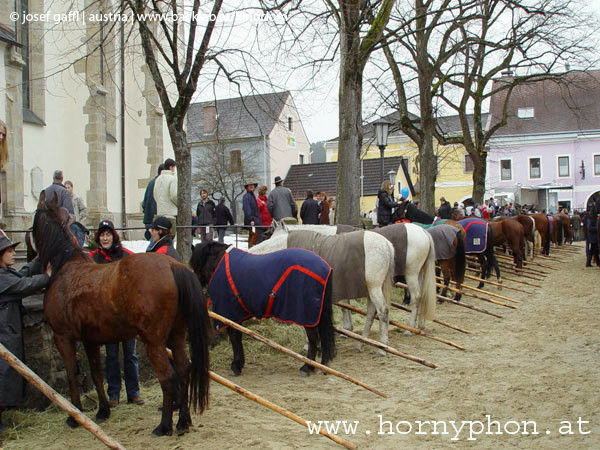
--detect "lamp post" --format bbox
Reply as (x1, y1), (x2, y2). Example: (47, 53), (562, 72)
(388, 169), (397, 197)
(374, 118), (391, 184)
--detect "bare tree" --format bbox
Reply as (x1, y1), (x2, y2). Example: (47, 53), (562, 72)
(191, 141), (262, 222)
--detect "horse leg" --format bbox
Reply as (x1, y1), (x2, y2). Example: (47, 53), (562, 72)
(168, 327), (192, 436)
(228, 328), (245, 376)
(145, 344), (177, 437)
(405, 274), (422, 334)
(476, 254), (487, 289)
(439, 261), (451, 301)
(340, 299), (353, 336)
(366, 289), (389, 357)
(82, 343), (110, 423)
(299, 327), (318, 377)
(53, 335), (82, 428)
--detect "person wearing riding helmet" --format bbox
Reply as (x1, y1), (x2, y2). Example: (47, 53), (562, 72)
(147, 216), (182, 262)
(88, 220), (143, 408)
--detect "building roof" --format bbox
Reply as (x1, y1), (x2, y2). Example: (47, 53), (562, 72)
(329, 111), (488, 144)
(490, 70), (600, 136)
(187, 91), (290, 143)
(284, 157), (405, 200)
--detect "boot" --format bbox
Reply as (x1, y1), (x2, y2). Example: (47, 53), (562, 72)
(586, 255), (592, 267)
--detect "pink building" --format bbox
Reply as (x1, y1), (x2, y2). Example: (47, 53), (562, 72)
(487, 70), (600, 212)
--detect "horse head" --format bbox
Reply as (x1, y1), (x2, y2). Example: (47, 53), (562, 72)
(33, 191), (80, 269)
(392, 200), (409, 222)
(190, 242), (229, 286)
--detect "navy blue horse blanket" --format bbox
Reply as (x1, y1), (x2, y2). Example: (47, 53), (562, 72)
(458, 218), (489, 254)
(208, 247), (332, 330)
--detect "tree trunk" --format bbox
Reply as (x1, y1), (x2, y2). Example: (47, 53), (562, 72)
(335, 20), (362, 227)
(471, 152), (487, 205)
(171, 128), (192, 262)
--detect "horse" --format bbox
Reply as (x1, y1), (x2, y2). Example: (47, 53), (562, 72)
(250, 227), (401, 354)
(31, 192), (211, 437)
(394, 201), (499, 291)
(273, 222), (438, 333)
(489, 217), (527, 268)
(529, 213), (552, 255)
(190, 241), (335, 377)
(556, 213), (572, 244)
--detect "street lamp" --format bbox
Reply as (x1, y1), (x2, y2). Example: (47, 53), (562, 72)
(374, 118), (391, 184)
(388, 169), (397, 192)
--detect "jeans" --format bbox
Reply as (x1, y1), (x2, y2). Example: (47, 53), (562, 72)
(105, 339), (140, 400)
(217, 227), (227, 243)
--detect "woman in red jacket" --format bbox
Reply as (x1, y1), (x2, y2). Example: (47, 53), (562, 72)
(88, 220), (143, 407)
(256, 185), (273, 237)
(147, 216), (182, 262)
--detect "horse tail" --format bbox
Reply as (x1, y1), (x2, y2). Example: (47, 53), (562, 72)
(418, 232), (437, 322)
(544, 220), (551, 254)
(557, 218), (564, 245)
(170, 264), (211, 414)
(485, 225), (496, 279)
(454, 230), (466, 290)
(317, 270), (336, 365)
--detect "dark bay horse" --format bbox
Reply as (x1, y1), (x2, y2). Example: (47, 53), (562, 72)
(489, 217), (527, 268)
(190, 241), (335, 376)
(556, 213), (572, 244)
(32, 193), (211, 437)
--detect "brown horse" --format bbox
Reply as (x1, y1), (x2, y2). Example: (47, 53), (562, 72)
(530, 213), (551, 255)
(31, 192), (211, 437)
(556, 213), (572, 244)
(489, 217), (527, 268)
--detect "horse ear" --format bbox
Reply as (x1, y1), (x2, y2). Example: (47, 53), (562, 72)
(38, 190), (46, 208)
(48, 192), (59, 209)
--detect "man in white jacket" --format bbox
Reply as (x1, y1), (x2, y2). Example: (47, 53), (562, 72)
(153, 158), (177, 235)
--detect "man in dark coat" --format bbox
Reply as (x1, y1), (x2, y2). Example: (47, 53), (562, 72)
(215, 198), (235, 244)
(0, 235), (50, 431)
(300, 190), (320, 225)
(196, 189), (216, 243)
(242, 181), (262, 248)
(438, 197), (452, 219)
(584, 209), (599, 267)
(267, 176), (298, 221)
(142, 164), (164, 240)
(43, 170), (74, 215)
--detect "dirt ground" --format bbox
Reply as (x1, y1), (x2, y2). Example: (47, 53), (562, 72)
(2, 242), (599, 449)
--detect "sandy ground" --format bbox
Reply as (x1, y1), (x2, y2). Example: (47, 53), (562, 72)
(2, 242), (599, 449)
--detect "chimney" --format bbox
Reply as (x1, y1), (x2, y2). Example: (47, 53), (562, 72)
(565, 62), (571, 72)
(203, 105), (217, 133)
(501, 69), (514, 77)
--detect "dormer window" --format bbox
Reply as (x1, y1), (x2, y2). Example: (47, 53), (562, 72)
(517, 107), (535, 119)
(288, 116), (293, 132)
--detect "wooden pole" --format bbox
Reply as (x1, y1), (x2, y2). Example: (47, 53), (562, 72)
(464, 266), (542, 288)
(210, 371), (356, 450)
(435, 276), (523, 304)
(467, 257), (545, 281)
(0, 343), (125, 450)
(390, 301), (473, 335)
(395, 282), (504, 319)
(333, 326), (438, 368)
(436, 266), (533, 294)
(495, 252), (558, 270)
(335, 302), (466, 351)
(208, 311), (386, 398)
(435, 282), (519, 310)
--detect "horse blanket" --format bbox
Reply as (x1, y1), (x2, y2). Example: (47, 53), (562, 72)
(208, 247), (332, 329)
(287, 230), (367, 301)
(458, 218), (488, 254)
(408, 222), (458, 260)
(371, 224), (408, 276)
(547, 215), (554, 235)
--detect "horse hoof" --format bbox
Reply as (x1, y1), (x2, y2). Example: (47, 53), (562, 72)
(152, 424), (173, 437)
(404, 331), (413, 338)
(298, 369), (310, 377)
(176, 425), (189, 436)
(355, 343), (363, 352)
(66, 416), (79, 429)
(376, 349), (386, 357)
(339, 334), (348, 340)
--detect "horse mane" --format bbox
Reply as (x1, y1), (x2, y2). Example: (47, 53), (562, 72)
(408, 203), (435, 224)
(32, 205), (87, 271)
(190, 242), (228, 284)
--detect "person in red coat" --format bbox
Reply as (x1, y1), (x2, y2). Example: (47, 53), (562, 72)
(88, 220), (143, 407)
(146, 216), (182, 262)
(257, 185), (273, 238)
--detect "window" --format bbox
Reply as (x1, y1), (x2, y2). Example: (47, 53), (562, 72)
(299, 154), (305, 164)
(594, 155), (600, 176)
(529, 158), (541, 179)
(287, 116), (293, 132)
(287, 136), (296, 148)
(463, 154), (474, 173)
(558, 156), (570, 177)
(517, 107), (535, 119)
(229, 150), (242, 173)
(501, 159), (512, 180)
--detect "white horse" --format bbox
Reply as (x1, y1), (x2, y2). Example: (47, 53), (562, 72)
(249, 226), (395, 355)
(276, 222), (437, 332)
